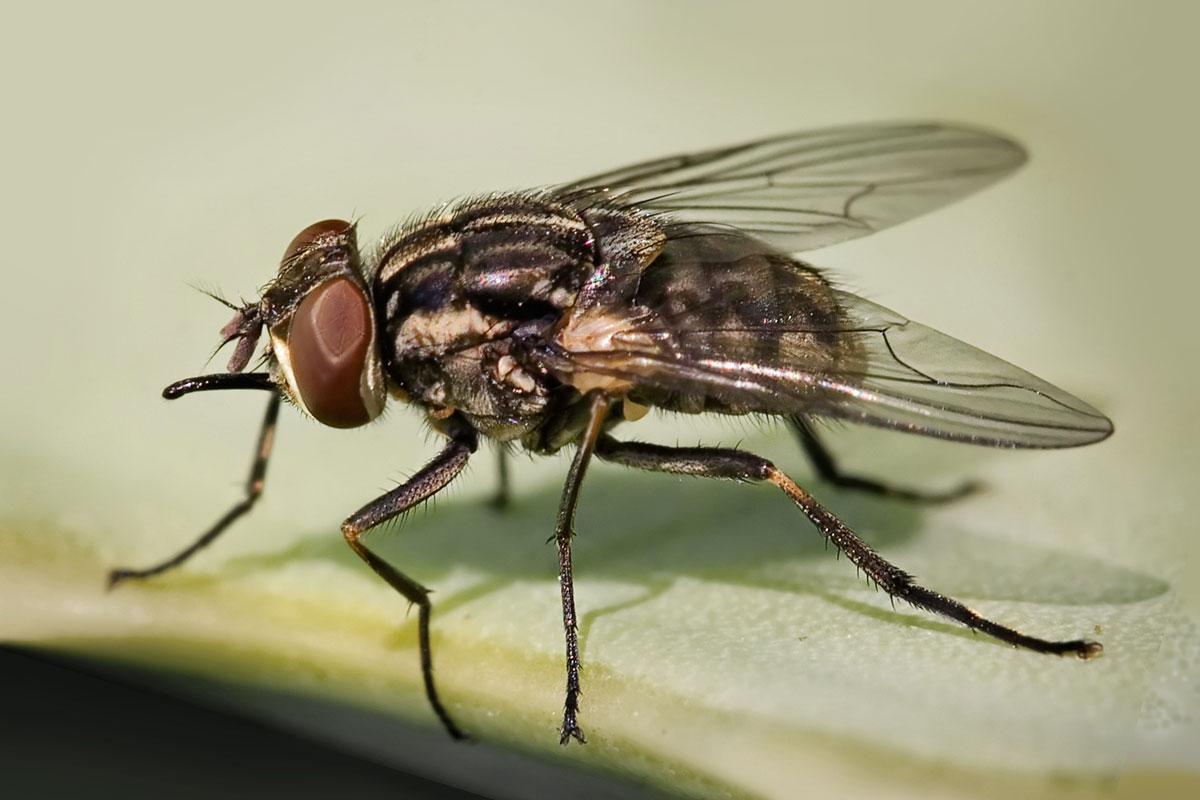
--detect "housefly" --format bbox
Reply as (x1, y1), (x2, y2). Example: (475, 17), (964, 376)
(109, 121), (1112, 744)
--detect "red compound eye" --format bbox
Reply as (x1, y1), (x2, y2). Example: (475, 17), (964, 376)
(282, 219), (351, 263)
(288, 276), (372, 428)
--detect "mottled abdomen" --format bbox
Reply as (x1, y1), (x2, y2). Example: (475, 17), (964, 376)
(624, 229), (859, 416)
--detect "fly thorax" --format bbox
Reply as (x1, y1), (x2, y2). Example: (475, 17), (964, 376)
(552, 304), (661, 395)
(392, 301), (512, 360)
(375, 193), (597, 324)
(371, 193), (606, 411)
(490, 351), (539, 395)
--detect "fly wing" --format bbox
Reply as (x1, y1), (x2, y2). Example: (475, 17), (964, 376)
(807, 290), (1112, 446)
(557, 121), (1026, 253)
(543, 234), (1111, 448)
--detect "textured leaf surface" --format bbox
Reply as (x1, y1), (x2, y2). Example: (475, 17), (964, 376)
(2, 2), (1198, 797)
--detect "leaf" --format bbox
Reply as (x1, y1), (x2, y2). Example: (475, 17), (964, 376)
(0, 416), (1187, 798)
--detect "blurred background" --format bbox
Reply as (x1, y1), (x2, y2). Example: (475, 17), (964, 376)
(1, 2), (1197, 798)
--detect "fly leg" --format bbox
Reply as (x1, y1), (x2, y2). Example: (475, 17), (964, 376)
(108, 391), (282, 589)
(342, 426), (478, 740)
(595, 435), (1101, 659)
(790, 416), (977, 503)
(554, 392), (611, 745)
(490, 445), (511, 510)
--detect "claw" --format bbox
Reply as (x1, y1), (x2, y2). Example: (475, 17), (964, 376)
(558, 723), (587, 746)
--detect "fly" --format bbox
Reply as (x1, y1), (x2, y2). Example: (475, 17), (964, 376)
(109, 121), (1112, 744)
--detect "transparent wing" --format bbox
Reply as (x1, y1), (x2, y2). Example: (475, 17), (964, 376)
(542, 247), (1111, 448)
(557, 121), (1026, 253)
(814, 290), (1111, 446)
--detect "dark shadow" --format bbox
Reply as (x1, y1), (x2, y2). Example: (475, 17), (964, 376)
(212, 462), (1167, 628)
(0, 646), (672, 800)
(217, 467), (923, 581)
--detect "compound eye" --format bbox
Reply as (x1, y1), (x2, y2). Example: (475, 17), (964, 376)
(282, 219), (351, 263)
(288, 277), (372, 428)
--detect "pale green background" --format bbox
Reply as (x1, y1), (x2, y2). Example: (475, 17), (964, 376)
(1, 2), (1197, 798)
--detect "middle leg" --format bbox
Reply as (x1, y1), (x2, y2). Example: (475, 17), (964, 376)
(553, 391), (612, 745)
(490, 444), (511, 510)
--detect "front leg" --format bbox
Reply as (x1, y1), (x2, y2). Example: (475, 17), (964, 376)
(554, 392), (612, 745)
(342, 422), (478, 740)
(109, 390), (282, 588)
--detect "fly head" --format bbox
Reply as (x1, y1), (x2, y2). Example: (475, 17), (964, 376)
(164, 219), (389, 428)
